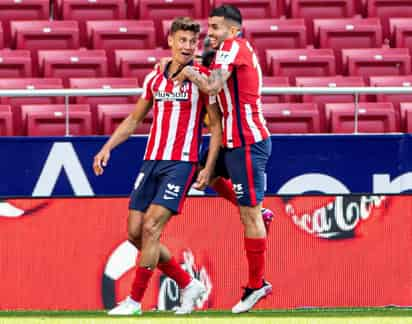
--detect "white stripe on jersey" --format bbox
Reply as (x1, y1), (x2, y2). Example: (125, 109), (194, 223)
(162, 83), (181, 160)
(141, 69), (158, 99)
(217, 40), (240, 71)
(245, 103), (263, 142)
(222, 82), (234, 148)
(257, 99), (269, 135)
(181, 84), (199, 161)
(149, 78), (167, 160)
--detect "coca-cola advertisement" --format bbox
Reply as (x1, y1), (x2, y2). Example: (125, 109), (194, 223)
(1, 195), (411, 310)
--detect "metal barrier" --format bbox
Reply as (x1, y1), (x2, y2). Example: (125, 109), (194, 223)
(2, 86), (412, 135)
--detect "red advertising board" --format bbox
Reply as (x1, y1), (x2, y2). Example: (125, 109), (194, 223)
(1, 195), (411, 310)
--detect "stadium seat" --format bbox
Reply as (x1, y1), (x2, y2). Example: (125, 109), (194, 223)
(290, 0), (357, 43)
(0, 0), (49, 47)
(97, 104), (153, 135)
(0, 25), (4, 49)
(243, 19), (307, 74)
(0, 50), (31, 77)
(369, 76), (412, 111)
(21, 104), (92, 136)
(262, 103), (322, 133)
(0, 78), (64, 135)
(69, 78), (139, 134)
(325, 102), (398, 133)
(342, 48), (411, 80)
(114, 49), (170, 83)
(87, 20), (156, 75)
(213, 0), (283, 19)
(367, 0), (412, 41)
(59, 0), (127, 46)
(400, 103), (412, 133)
(262, 76), (291, 103)
(0, 105), (13, 136)
(138, 0), (203, 46)
(314, 18), (383, 73)
(389, 18), (412, 50)
(38, 50), (108, 86)
(162, 19), (208, 49)
(266, 49), (336, 83)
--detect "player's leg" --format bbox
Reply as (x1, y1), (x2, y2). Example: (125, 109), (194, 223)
(225, 139), (273, 313)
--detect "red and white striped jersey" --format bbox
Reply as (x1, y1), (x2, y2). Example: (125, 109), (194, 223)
(211, 37), (270, 148)
(141, 63), (212, 162)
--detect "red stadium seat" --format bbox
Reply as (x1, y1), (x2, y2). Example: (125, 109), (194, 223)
(325, 102), (398, 133)
(69, 78), (139, 133)
(59, 0), (126, 46)
(389, 18), (412, 50)
(97, 104), (153, 135)
(262, 103), (322, 133)
(290, 0), (357, 43)
(367, 0), (412, 41)
(0, 105), (13, 136)
(314, 18), (382, 73)
(38, 50), (108, 86)
(213, 0), (283, 19)
(0, 50), (31, 77)
(114, 49), (170, 83)
(138, 0), (203, 46)
(370, 76), (412, 111)
(342, 48), (411, 80)
(400, 102), (412, 133)
(0, 78), (64, 135)
(0, 25), (4, 49)
(0, 0), (49, 47)
(21, 104), (92, 136)
(262, 76), (291, 103)
(243, 19), (307, 74)
(162, 19), (208, 49)
(266, 49), (336, 82)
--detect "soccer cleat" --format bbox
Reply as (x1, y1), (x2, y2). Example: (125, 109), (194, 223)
(261, 208), (275, 234)
(108, 296), (142, 316)
(175, 279), (206, 315)
(231, 281), (272, 314)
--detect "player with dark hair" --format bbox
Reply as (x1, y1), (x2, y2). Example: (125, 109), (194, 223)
(93, 17), (222, 316)
(173, 5), (273, 313)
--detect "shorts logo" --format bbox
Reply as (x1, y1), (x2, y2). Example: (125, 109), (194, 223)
(233, 183), (244, 198)
(163, 183), (181, 200)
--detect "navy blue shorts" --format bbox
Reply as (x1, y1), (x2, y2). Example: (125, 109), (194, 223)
(129, 160), (197, 214)
(201, 138), (272, 207)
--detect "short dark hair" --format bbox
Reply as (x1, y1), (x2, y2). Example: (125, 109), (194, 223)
(170, 17), (200, 35)
(209, 4), (242, 26)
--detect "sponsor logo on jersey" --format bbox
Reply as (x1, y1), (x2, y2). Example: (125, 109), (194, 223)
(154, 91), (189, 101)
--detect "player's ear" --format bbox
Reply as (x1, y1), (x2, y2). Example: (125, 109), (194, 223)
(167, 34), (174, 48)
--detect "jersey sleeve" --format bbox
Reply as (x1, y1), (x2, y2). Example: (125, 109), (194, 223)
(196, 65), (217, 106)
(140, 69), (158, 101)
(213, 39), (241, 72)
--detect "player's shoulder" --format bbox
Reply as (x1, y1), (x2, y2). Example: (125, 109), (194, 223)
(143, 66), (161, 83)
(220, 37), (246, 51)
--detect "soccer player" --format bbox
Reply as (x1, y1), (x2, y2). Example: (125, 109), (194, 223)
(93, 17), (222, 316)
(172, 5), (273, 313)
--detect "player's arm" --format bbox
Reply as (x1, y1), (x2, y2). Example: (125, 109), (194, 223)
(176, 67), (231, 96)
(193, 102), (222, 190)
(93, 98), (152, 176)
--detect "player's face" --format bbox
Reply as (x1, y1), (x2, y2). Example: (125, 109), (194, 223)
(168, 30), (199, 65)
(207, 16), (231, 49)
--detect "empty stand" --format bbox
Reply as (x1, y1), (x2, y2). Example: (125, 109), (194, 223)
(367, 0), (412, 41)
(138, 0), (203, 45)
(38, 50), (108, 86)
(342, 48), (411, 80)
(97, 104), (153, 135)
(266, 49), (336, 82)
(21, 104), (92, 136)
(389, 18), (412, 50)
(115, 49), (170, 82)
(0, 0), (49, 46)
(0, 78), (64, 135)
(0, 105), (13, 136)
(244, 19), (307, 74)
(262, 103), (321, 133)
(370, 75), (412, 110)
(262, 76), (291, 103)
(69, 78), (139, 133)
(214, 0), (283, 19)
(0, 50), (31, 77)
(400, 103), (412, 132)
(0, 25), (4, 49)
(325, 102), (398, 133)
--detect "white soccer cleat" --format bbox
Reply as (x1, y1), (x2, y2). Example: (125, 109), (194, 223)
(175, 279), (206, 315)
(231, 281), (272, 314)
(108, 296), (142, 316)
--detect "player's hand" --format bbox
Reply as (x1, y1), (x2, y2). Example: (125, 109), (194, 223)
(193, 168), (211, 191)
(93, 149), (110, 176)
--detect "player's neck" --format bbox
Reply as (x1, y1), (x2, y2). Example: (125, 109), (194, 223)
(168, 61), (184, 76)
